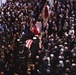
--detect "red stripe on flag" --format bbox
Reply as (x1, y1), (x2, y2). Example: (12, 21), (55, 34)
(28, 40), (33, 49)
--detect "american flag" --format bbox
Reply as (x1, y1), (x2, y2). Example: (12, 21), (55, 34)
(25, 39), (33, 49)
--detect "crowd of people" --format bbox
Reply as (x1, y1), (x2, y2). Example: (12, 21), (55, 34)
(0, 0), (76, 75)
(33, 0), (76, 75)
(0, 0), (46, 75)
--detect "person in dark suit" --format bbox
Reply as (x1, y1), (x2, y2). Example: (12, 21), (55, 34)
(30, 36), (39, 63)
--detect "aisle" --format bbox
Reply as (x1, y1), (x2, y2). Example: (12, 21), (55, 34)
(27, 0), (54, 74)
